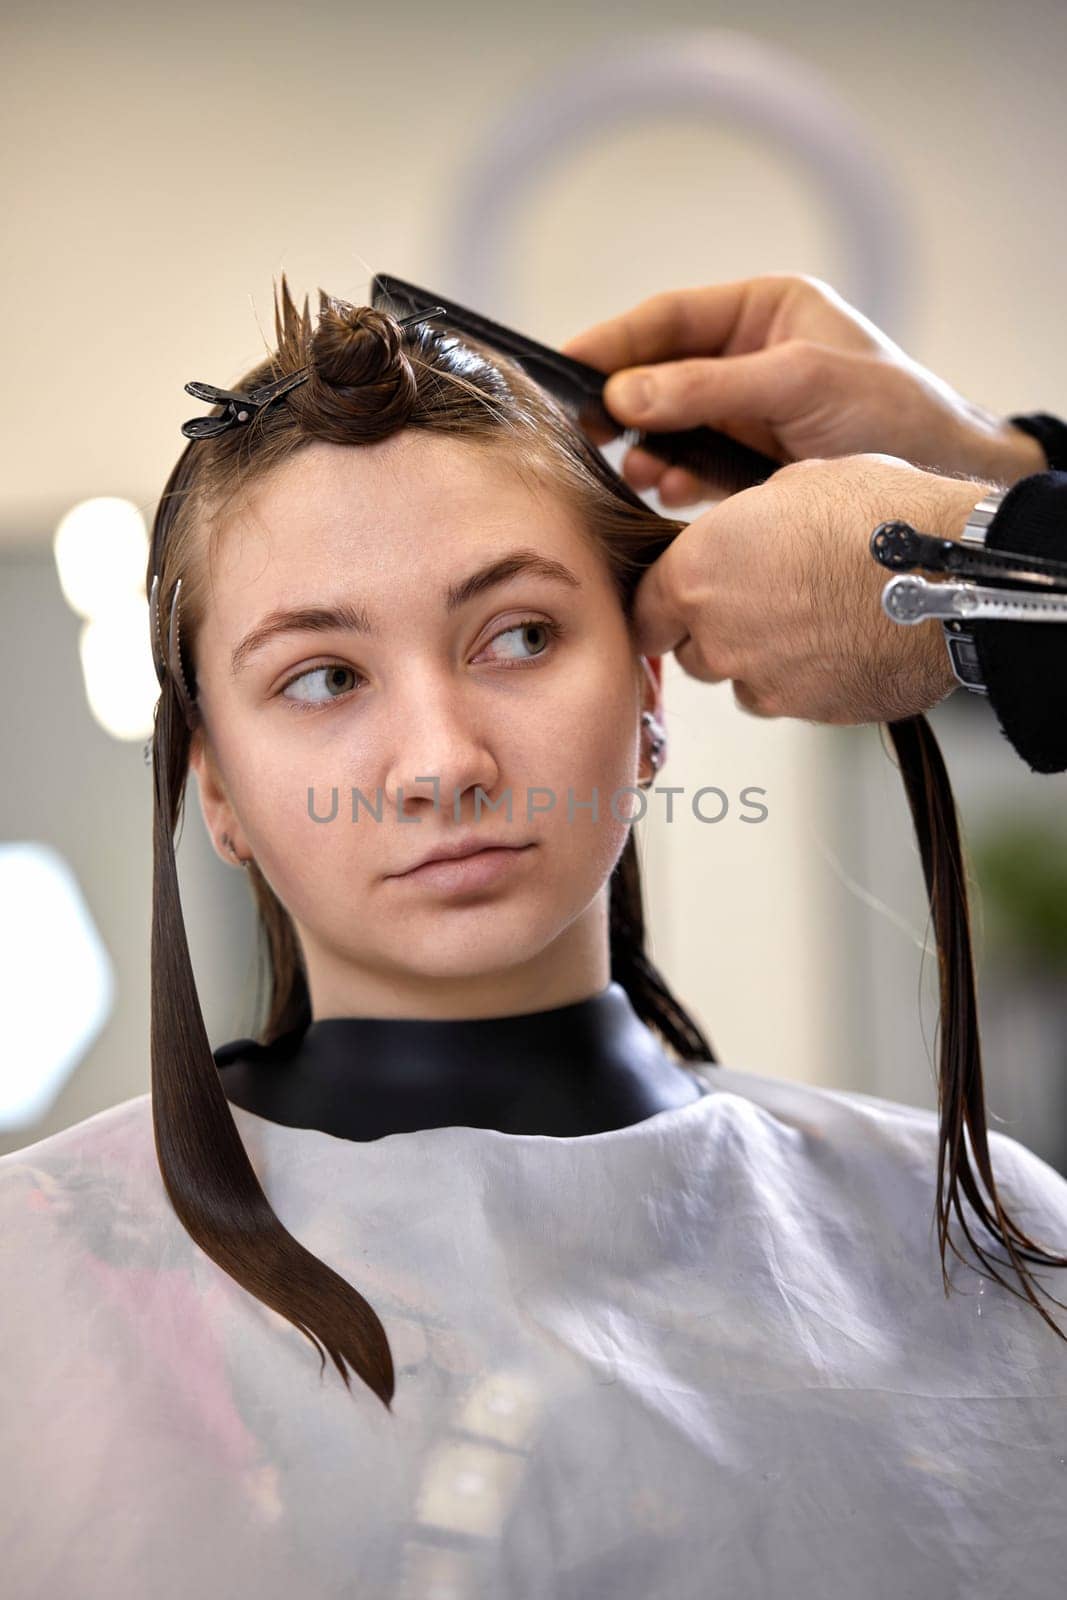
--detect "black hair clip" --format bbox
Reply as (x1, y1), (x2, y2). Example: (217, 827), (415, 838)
(180, 370), (311, 440)
(179, 306), (446, 440)
(371, 271), (780, 495)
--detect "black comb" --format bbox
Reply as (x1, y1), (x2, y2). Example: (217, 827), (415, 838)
(371, 272), (780, 496)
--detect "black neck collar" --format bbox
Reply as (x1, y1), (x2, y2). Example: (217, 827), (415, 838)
(214, 981), (710, 1141)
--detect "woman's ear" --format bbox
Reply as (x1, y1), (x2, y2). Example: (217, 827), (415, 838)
(188, 727), (250, 868)
(638, 653), (664, 721)
(637, 654), (667, 787)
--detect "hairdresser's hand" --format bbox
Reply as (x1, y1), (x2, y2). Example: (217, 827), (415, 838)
(632, 454), (997, 725)
(560, 274), (1045, 505)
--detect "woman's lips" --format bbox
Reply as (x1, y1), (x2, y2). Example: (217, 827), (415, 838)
(388, 843), (535, 894)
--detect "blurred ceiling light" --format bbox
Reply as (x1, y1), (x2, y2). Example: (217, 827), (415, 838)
(53, 496), (158, 741)
(53, 496), (148, 617)
(0, 842), (115, 1131)
(80, 599), (160, 741)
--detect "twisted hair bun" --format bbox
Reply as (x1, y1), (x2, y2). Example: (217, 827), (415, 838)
(300, 291), (418, 439)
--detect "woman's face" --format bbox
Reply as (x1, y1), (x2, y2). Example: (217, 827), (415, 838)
(189, 431), (663, 1016)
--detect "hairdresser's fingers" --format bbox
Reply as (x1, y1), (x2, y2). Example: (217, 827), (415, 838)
(620, 448), (712, 506)
(629, 519), (730, 665)
(619, 445), (666, 490)
(671, 632), (733, 686)
(656, 466), (728, 507)
(567, 280), (1046, 486)
(559, 275), (812, 373)
(560, 283), (742, 371)
(600, 346), (822, 460)
(628, 538), (691, 661)
(731, 680), (769, 717)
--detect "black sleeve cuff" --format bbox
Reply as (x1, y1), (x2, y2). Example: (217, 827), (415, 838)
(1008, 412), (1067, 472)
(971, 467), (1067, 774)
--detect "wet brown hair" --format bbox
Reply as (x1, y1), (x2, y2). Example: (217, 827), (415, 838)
(146, 276), (1067, 1412)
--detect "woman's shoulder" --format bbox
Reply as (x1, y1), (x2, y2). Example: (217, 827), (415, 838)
(694, 1057), (949, 1144)
(0, 1094), (181, 1403)
(0, 1092), (158, 1219)
(694, 1059), (1067, 1228)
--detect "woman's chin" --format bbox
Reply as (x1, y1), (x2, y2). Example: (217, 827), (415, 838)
(377, 904), (561, 980)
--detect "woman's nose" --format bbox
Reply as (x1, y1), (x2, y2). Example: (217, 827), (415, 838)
(381, 686), (501, 821)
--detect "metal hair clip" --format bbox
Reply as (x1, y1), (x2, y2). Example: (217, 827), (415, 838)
(147, 572), (199, 736)
(179, 305), (446, 439)
(148, 572), (167, 688)
(882, 573), (1067, 625)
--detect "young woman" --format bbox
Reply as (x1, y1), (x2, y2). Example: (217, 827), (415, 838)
(3, 279), (1067, 1599)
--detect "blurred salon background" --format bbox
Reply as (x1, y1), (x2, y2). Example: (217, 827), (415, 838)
(2, 0), (1065, 1168)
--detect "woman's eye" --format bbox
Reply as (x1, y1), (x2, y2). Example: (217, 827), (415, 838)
(281, 664), (361, 708)
(277, 619), (561, 713)
(481, 618), (562, 663)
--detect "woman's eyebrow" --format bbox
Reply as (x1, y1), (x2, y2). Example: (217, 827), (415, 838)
(229, 547), (583, 677)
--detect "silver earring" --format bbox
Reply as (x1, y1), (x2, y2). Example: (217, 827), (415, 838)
(639, 710), (665, 790)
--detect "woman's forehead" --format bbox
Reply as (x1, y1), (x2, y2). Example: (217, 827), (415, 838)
(223, 434), (580, 555)
(200, 433), (603, 633)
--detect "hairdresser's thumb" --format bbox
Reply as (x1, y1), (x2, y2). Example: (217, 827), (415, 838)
(603, 369), (660, 425)
(603, 348), (792, 432)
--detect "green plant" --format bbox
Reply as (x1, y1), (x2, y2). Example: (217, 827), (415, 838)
(969, 814), (1067, 970)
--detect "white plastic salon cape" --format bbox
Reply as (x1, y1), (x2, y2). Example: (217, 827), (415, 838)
(3, 1061), (1067, 1600)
